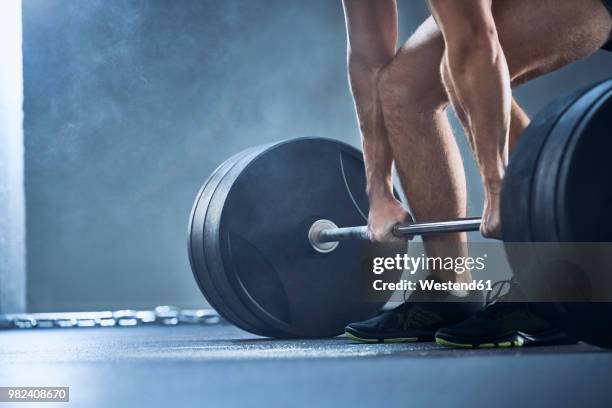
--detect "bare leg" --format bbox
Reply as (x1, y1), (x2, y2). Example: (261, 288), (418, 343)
(509, 101), (530, 151)
(378, 18), (529, 283)
(378, 18), (472, 283)
(427, 0), (510, 238)
(341, 0), (413, 243)
(441, 67), (530, 153)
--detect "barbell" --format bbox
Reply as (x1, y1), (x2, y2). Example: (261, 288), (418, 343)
(188, 79), (612, 346)
(309, 217), (482, 253)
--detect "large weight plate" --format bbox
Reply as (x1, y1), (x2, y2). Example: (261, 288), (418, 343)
(502, 79), (612, 348)
(201, 144), (291, 338)
(533, 79), (612, 242)
(203, 138), (389, 338)
(501, 88), (584, 242)
(189, 145), (275, 336)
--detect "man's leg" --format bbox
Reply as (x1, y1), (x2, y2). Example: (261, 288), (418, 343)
(428, 0), (612, 238)
(341, 0), (415, 244)
(377, 17), (533, 282)
(441, 66), (530, 153)
(376, 17), (470, 283)
(427, 0), (510, 238)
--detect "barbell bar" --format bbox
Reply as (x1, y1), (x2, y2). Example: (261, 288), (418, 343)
(312, 217), (482, 250)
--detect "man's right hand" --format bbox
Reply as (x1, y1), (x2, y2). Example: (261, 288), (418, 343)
(367, 196), (412, 243)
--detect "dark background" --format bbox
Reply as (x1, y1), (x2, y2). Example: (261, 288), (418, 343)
(22, 0), (612, 311)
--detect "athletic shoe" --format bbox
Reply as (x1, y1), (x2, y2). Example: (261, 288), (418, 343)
(435, 279), (577, 348)
(345, 285), (484, 343)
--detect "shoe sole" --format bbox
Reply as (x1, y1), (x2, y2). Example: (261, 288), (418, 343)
(345, 331), (419, 344)
(436, 336), (524, 349)
(435, 330), (576, 349)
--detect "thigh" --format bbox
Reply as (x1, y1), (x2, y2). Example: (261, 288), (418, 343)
(384, 0), (611, 100)
(425, 0), (611, 85)
(342, 0), (398, 66)
(494, 0), (612, 84)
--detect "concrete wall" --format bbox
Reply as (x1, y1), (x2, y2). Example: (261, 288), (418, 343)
(22, 0), (612, 311)
(0, 0), (25, 313)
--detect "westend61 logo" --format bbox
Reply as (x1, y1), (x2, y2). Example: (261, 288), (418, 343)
(372, 253), (487, 275)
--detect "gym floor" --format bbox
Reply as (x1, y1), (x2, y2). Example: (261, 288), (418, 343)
(2, 323), (611, 407)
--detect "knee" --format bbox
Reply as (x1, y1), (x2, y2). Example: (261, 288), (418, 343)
(347, 49), (393, 84)
(445, 22), (501, 72)
(377, 57), (448, 114)
(347, 51), (392, 104)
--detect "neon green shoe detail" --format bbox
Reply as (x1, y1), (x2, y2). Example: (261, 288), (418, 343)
(383, 337), (418, 343)
(345, 332), (418, 344)
(345, 332), (379, 343)
(478, 343), (495, 348)
(435, 337), (473, 348)
(436, 336), (525, 349)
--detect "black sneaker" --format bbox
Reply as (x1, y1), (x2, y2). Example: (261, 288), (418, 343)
(435, 279), (577, 348)
(345, 286), (484, 343)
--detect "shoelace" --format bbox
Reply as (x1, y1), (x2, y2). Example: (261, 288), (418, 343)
(480, 277), (532, 321)
(485, 278), (516, 305)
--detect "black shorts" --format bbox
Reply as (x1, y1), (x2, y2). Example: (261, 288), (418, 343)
(602, 0), (612, 50)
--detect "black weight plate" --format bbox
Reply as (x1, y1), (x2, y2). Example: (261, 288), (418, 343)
(201, 144), (291, 338)
(502, 82), (600, 303)
(501, 85), (586, 305)
(537, 79), (612, 348)
(560, 92), (612, 241)
(189, 146), (272, 336)
(531, 78), (612, 242)
(502, 79), (612, 348)
(189, 147), (263, 333)
(205, 138), (389, 338)
(501, 86), (586, 242)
